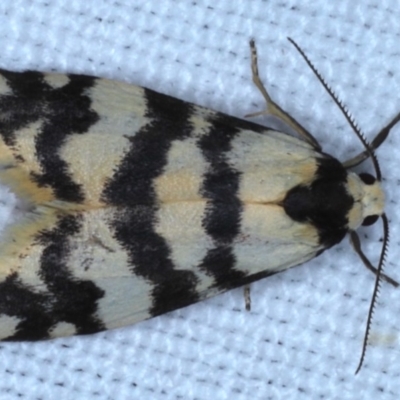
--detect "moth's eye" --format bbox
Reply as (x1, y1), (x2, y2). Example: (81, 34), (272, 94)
(359, 173), (376, 185)
(362, 215), (379, 226)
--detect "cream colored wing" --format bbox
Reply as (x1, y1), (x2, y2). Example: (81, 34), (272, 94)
(0, 71), (336, 340)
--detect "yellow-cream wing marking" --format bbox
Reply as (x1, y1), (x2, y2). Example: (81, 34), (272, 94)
(0, 70), (355, 340)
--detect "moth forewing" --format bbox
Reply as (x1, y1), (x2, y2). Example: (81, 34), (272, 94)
(0, 42), (397, 376)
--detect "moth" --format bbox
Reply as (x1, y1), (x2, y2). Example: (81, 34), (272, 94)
(0, 39), (398, 372)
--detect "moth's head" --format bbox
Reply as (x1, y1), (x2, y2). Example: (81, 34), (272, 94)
(346, 172), (384, 231)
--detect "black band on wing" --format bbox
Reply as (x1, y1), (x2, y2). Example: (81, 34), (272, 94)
(0, 70), (99, 203)
(102, 88), (201, 317)
(197, 114), (246, 290)
(37, 215), (106, 335)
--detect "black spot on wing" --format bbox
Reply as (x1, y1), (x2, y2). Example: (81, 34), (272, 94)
(197, 114), (246, 289)
(0, 273), (53, 341)
(102, 88), (200, 317)
(283, 156), (352, 248)
(0, 70), (99, 203)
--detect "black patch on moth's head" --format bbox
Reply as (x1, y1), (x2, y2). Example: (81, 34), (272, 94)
(358, 173), (380, 226)
(359, 172), (376, 185)
(283, 156), (354, 248)
(362, 214), (379, 226)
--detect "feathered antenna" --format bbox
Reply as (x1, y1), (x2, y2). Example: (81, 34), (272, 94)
(287, 37), (391, 373)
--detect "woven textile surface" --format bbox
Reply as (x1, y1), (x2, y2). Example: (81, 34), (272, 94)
(0, 1), (399, 399)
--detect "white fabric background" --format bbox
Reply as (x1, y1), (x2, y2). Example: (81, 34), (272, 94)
(0, 1), (399, 399)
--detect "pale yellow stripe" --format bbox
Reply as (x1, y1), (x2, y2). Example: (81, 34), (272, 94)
(228, 130), (318, 203)
(67, 208), (153, 328)
(155, 201), (216, 293)
(60, 80), (150, 206)
(43, 73), (70, 89)
(233, 204), (319, 274)
(0, 315), (20, 339)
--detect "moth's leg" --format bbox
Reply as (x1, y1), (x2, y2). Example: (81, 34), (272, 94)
(343, 111), (400, 168)
(246, 40), (321, 151)
(244, 285), (251, 311)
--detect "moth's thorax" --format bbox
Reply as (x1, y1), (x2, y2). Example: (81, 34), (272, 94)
(346, 172), (384, 231)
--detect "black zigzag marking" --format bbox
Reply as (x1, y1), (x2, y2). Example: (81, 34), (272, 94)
(36, 214), (106, 336)
(0, 273), (54, 341)
(0, 215), (105, 340)
(197, 114), (248, 290)
(0, 70), (99, 203)
(102, 88), (201, 317)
